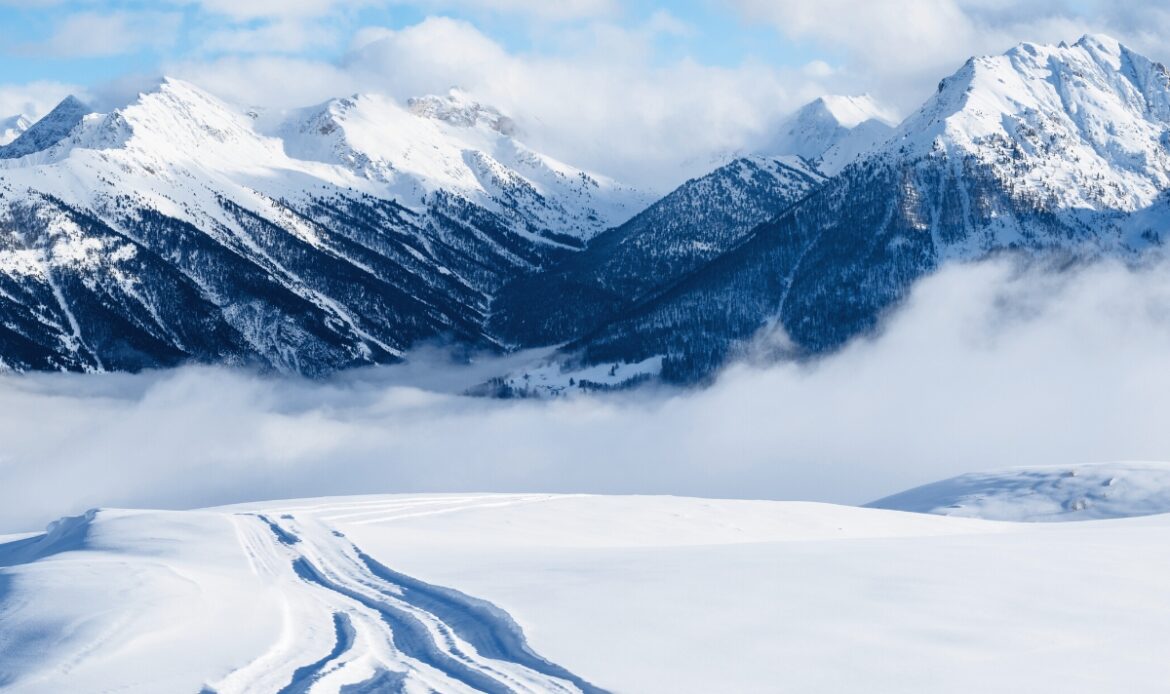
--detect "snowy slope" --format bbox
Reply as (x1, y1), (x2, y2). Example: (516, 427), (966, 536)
(769, 95), (897, 174)
(0, 81), (474, 372)
(0, 501), (608, 693)
(892, 34), (1170, 224)
(5, 493), (1170, 693)
(278, 89), (648, 244)
(869, 461), (1170, 521)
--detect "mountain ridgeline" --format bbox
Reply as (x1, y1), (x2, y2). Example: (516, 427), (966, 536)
(0, 34), (1168, 383)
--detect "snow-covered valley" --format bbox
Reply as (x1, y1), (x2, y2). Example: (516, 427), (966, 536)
(4, 479), (1170, 693)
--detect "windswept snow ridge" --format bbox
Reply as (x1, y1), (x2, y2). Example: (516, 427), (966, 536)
(869, 461), (1170, 521)
(278, 89), (647, 244)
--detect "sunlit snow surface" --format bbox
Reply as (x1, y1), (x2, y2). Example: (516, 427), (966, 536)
(4, 481), (1170, 693)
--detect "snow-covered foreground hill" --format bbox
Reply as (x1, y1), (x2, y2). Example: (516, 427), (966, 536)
(4, 488), (1170, 693)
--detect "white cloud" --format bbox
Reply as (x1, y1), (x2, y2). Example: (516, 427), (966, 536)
(179, 0), (374, 20)
(202, 18), (340, 54)
(3, 257), (1170, 533)
(196, 0), (621, 22)
(0, 0), (616, 21)
(169, 54), (355, 109)
(800, 60), (838, 79)
(0, 81), (80, 120)
(389, 0), (618, 22)
(350, 20), (806, 186)
(643, 9), (694, 37)
(727, 0), (1170, 111)
(26, 10), (182, 58)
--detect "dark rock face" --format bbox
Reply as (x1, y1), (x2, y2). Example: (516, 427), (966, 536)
(565, 147), (1157, 384)
(490, 157), (824, 348)
(0, 190), (565, 374)
(0, 97), (90, 161)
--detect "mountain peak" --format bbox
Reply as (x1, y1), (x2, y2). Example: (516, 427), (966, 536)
(55, 94), (89, 112)
(276, 89), (643, 242)
(0, 94), (91, 160)
(810, 95), (898, 129)
(1074, 32), (1123, 56)
(891, 35), (1170, 214)
(139, 77), (236, 114)
(768, 94), (896, 175)
(407, 89), (517, 136)
(0, 114), (31, 146)
(99, 76), (278, 158)
(904, 34), (1170, 139)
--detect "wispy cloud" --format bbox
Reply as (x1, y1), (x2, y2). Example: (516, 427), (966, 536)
(19, 10), (182, 58)
(0, 80), (79, 120)
(177, 0), (379, 21)
(201, 18), (341, 54)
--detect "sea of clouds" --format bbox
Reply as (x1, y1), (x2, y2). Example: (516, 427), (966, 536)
(3, 256), (1170, 532)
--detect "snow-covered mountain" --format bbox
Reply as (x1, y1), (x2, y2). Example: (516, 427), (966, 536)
(485, 95), (888, 372)
(768, 95), (897, 174)
(491, 155), (824, 348)
(0, 79), (648, 374)
(2, 35), (1170, 382)
(0, 97), (89, 160)
(886, 33), (1170, 250)
(0, 114), (30, 147)
(278, 88), (648, 245)
(551, 35), (1170, 383)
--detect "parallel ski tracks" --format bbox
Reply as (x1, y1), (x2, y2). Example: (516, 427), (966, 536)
(209, 497), (604, 694)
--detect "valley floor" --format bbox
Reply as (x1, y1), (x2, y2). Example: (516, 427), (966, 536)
(3, 479), (1170, 692)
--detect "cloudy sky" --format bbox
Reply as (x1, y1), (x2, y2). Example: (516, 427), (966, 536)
(3, 1), (1170, 185)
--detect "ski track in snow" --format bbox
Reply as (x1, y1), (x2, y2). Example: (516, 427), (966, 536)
(8, 487), (1170, 692)
(207, 497), (604, 694)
